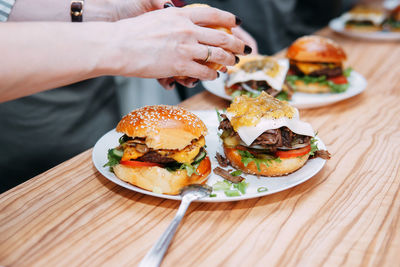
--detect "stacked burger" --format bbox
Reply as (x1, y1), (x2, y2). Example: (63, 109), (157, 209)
(286, 35), (352, 94)
(218, 92), (330, 177)
(104, 105), (211, 195)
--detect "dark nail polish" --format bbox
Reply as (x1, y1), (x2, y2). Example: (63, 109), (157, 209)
(235, 56), (240, 64)
(244, 45), (252, 55)
(192, 80), (199, 87)
(169, 81), (176, 88)
(163, 2), (174, 8)
(235, 16), (242, 26)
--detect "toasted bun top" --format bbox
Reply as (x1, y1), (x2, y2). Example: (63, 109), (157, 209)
(116, 105), (207, 150)
(286, 35), (347, 63)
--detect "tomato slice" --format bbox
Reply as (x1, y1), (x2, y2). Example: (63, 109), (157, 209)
(120, 160), (161, 168)
(190, 156), (211, 181)
(327, 75), (348, 84)
(275, 145), (311, 158)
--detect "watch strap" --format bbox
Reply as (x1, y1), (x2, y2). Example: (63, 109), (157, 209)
(71, 0), (84, 22)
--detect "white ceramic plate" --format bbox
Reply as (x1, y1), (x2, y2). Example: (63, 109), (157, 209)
(202, 71), (367, 109)
(329, 16), (400, 41)
(93, 111), (328, 202)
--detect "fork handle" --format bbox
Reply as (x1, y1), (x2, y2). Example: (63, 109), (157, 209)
(138, 198), (192, 267)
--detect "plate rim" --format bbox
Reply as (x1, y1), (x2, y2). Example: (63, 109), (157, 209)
(92, 110), (328, 202)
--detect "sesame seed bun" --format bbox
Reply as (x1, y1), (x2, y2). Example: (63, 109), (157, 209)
(223, 146), (309, 177)
(286, 36), (347, 63)
(116, 105), (207, 150)
(113, 156), (211, 195)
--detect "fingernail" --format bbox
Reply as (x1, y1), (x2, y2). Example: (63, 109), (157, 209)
(169, 81), (176, 89)
(192, 80), (199, 87)
(222, 68), (228, 73)
(235, 16), (242, 26)
(164, 2), (174, 8)
(244, 45), (252, 55)
(235, 56), (240, 64)
(217, 72), (220, 78)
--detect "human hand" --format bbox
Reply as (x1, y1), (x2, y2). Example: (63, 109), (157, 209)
(158, 77), (201, 90)
(231, 26), (258, 55)
(107, 0), (172, 21)
(106, 6), (247, 80)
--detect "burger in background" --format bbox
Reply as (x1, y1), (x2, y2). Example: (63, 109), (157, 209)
(104, 105), (211, 195)
(343, 5), (385, 32)
(218, 92), (330, 177)
(383, 5), (400, 31)
(224, 55), (293, 101)
(286, 35), (352, 94)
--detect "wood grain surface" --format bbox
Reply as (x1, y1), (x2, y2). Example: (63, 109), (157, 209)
(1, 28), (400, 267)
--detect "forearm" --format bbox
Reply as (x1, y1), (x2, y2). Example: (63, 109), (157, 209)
(0, 22), (117, 102)
(8, 0), (112, 22)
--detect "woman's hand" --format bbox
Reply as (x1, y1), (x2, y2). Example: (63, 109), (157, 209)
(231, 26), (259, 55)
(107, 6), (247, 80)
(108, 0), (172, 21)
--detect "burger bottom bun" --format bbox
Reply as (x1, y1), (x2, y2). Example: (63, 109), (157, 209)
(113, 157), (211, 195)
(345, 24), (382, 32)
(224, 146), (309, 177)
(293, 80), (331, 93)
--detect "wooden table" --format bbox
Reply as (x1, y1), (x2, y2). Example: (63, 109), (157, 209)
(1, 28), (400, 267)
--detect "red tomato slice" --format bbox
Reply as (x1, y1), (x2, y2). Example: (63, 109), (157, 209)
(275, 145), (311, 159)
(190, 156), (211, 181)
(120, 160), (161, 168)
(327, 75), (348, 84)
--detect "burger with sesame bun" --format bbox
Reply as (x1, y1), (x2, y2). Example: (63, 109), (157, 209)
(286, 35), (352, 94)
(104, 105), (211, 195)
(218, 92), (330, 176)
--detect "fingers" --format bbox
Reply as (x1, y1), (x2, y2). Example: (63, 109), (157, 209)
(175, 77), (199, 88)
(183, 7), (240, 29)
(157, 78), (176, 90)
(231, 26), (259, 54)
(176, 61), (218, 81)
(191, 45), (236, 67)
(195, 26), (246, 55)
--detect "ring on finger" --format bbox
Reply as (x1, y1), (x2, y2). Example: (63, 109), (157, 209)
(204, 46), (212, 63)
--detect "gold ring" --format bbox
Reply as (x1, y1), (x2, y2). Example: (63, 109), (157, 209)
(204, 46), (212, 63)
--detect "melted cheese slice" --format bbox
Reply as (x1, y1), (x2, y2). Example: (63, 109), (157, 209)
(226, 58), (289, 91)
(226, 109), (314, 146)
(295, 62), (327, 75)
(123, 137), (206, 164)
(121, 146), (144, 161)
(166, 136), (205, 164)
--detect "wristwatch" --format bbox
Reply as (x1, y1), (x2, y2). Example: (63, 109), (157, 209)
(71, 0), (84, 22)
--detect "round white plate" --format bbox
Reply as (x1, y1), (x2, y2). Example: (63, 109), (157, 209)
(202, 71), (367, 109)
(329, 16), (400, 41)
(93, 111), (328, 202)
